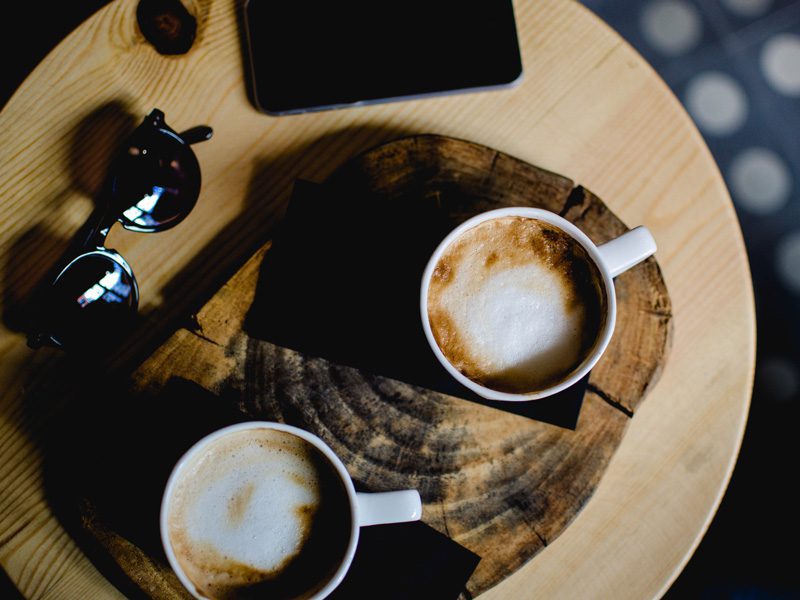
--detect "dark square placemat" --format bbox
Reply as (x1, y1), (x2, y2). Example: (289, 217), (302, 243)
(244, 179), (588, 429)
(329, 520), (481, 600)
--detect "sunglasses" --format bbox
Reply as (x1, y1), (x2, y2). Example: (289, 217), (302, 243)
(28, 109), (213, 350)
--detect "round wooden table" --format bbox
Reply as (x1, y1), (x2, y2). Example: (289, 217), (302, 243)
(0, 0), (754, 598)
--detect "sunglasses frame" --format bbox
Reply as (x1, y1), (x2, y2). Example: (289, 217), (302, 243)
(28, 108), (212, 350)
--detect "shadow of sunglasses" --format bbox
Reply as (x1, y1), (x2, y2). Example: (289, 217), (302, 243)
(28, 108), (212, 351)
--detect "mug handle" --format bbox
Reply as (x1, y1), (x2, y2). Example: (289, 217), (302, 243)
(356, 491), (423, 527)
(596, 226), (657, 278)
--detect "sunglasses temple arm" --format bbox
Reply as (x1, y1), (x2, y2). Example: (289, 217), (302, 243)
(27, 330), (61, 349)
(179, 125), (213, 146)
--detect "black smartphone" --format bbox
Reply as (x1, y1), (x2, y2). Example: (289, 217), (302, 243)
(243, 0), (524, 116)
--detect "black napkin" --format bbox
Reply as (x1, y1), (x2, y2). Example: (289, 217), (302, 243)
(244, 180), (588, 429)
(329, 520), (480, 600)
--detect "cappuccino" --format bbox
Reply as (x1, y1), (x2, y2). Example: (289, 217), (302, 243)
(427, 216), (605, 394)
(166, 428), (351, 600)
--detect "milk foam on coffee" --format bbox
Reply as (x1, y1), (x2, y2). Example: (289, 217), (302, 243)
(167, 428), (346, 599)
(427, 216), (604, 393)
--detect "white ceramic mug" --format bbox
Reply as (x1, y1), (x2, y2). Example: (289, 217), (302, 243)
(420, 206), (657, 401)
(160, 422), (423, 599)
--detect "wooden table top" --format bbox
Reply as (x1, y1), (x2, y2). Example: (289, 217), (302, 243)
(0, 0), (754, 598)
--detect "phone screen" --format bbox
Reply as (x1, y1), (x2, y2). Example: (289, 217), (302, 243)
(243, 0), (523, 115)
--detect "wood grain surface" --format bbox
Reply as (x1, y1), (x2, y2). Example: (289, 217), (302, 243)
(0, 0), (754, 598)
(84, 135), (671, 597)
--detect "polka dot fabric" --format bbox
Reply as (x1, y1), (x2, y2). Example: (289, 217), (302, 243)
(582, 0), (799, 596)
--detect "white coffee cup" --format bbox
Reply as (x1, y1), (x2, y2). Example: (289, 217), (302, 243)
(420, 207), (657, 401)
(160, 421), (422, 600)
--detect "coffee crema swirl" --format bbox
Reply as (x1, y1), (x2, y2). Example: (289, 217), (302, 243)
(167, 428), (351, 600)
(427, 216), (606, 394)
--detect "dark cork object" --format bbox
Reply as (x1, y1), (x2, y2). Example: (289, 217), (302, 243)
(137, 0), (197, 55)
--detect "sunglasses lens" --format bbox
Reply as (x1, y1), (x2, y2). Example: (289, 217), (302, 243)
(111, 131), (201, 232)
(47, 253), (137, 348)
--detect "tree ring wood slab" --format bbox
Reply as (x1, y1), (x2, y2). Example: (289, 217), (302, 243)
(82, 135), (672, 598)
